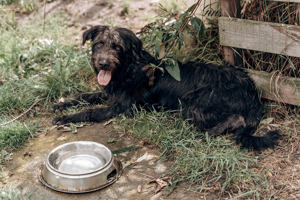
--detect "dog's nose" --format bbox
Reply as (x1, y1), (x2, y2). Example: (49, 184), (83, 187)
(99, 60), (109, 70)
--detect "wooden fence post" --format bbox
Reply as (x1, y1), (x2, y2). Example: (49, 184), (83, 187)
(219, 0), (241, 66)
(218, 0), (300, 106)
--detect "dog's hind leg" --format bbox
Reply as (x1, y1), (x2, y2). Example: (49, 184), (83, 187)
(206, 115), (246, 136)
(51, 91), (107, 112)
(234, 122), (281, 150)
(229, 107), (281, 150)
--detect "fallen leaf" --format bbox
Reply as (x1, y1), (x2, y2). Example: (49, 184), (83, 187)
(149, 177), (172, 194)
(260, 118), (274, 125)
(122, 160), (137, 169)
(136, 152), (156, 162)
(57, 123), (87, 133)
(57, 125), (72, 132)
(104, 119), (116, 126)
(267, 171), (272, 177)
(58, 97), (65, 103)
(137, 185), (142, 193)
(57, 135), (67, 141)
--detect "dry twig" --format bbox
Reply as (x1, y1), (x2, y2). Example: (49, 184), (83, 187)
(0, 99), (41, 127)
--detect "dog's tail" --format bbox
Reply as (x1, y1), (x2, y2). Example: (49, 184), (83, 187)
(235, 129), (281, 150)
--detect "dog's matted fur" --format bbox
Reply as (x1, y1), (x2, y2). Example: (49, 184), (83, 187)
(52, 25), (281, 150)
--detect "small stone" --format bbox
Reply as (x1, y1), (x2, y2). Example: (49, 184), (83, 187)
(137, 185), (142, 193)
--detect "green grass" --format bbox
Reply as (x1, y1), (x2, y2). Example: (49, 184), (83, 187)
(0, 11), (94, 165)
(0, 121), (38, 151)
(0, 119), (38, 165)
(0, 12), (94, 114)
(0, 186), (31, 200)
(0, 0), (17, 5)
(118, 107), (262, 194)
(0, 0), (40, 13)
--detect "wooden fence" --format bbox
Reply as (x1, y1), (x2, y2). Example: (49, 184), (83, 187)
(219, 0), (300, 106)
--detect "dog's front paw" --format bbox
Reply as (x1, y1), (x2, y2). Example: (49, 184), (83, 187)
(52, 116), (69, 125)
(51, 102), (66, 112)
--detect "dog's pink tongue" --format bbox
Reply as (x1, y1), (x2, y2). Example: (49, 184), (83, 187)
(97, 70), (112, 86)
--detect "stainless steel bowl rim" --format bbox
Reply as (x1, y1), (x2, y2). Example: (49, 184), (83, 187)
(39, 159), (123, 194)
(44, 158), (113, 178)
(46, 141), (113, 176)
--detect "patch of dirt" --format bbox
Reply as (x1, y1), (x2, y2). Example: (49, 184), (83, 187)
(3, 122), (206, 200)
(19, 0), (160, 32)
(259, 126), (300, 199)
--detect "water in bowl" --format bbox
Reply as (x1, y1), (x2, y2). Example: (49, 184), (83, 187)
(58, 154), (106, 174)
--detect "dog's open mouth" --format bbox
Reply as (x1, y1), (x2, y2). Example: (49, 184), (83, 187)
(97, 70), (112, 86)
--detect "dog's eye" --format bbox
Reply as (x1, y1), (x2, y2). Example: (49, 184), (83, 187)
(114, 45), (122, 52)
(95, 42), (104, 49)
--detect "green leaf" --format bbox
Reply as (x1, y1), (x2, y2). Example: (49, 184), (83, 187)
(191, 17), (201, 31)
(178, 33), (183, 50)
(108, 138), (117, 143)
(162, 33), (172, 42)
(155, 42), (160, 58)
(190, 17), (205, 38)
(198, 21), (206, 38)
(180, 12), (189, 20)
(163, 58), (181, 81)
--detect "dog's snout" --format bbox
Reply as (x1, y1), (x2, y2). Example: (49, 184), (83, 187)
(99, 60), (109, 69)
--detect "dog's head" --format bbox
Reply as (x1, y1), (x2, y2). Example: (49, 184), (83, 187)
(82, 25), (143, 86)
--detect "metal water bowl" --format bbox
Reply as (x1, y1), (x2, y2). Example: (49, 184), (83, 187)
(39, 141), (122, 193)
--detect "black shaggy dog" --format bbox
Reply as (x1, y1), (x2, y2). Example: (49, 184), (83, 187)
(52, 25), (281, 150)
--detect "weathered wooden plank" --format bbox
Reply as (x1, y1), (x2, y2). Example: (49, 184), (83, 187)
(219, 0), (241, 66)
(247, 69), (300, 106)
(219, 17), (300, 57)
(270, 0), (300, 3)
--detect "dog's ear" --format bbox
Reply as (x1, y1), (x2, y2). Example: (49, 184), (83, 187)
(82, 25), (108, 45)
(115, 28), (142, 55)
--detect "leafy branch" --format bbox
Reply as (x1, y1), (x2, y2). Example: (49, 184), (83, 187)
(158, 0), (203, 63)
(142, 0), (204, 81)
